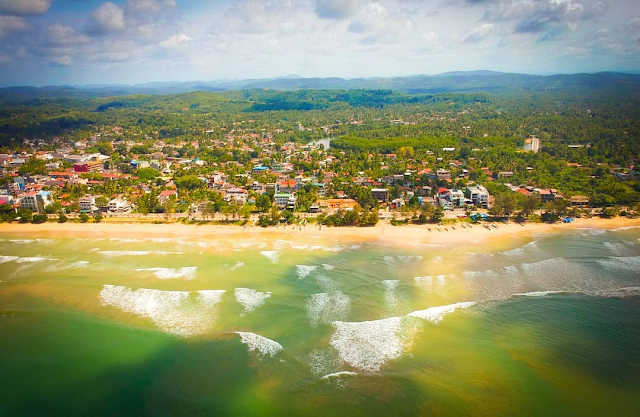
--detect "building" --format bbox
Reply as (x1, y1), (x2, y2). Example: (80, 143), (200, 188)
(524, 136), (540, 153)
(224, 187), (248, 205)
(538, 189), (561, 203)
(464, 185), (490, 209)
(371, 188), (390, 203)
(78, 194), (99, 213)
(108, 198), (131, 213)
(325, 199), (359, 210)
(436, 169), (451, 180)
(19, 191), (52, 213)
(274, 193), (293, 208)
(570, 195), (590, 208)
(497, 171), (514, 178)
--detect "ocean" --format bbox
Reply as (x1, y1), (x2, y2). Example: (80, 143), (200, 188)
(1, 227), (639, 416)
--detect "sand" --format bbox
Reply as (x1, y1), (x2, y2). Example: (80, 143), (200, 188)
(0, 217), (637, 247)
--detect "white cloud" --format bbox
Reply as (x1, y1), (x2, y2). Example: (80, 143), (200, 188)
(45, 24), (91, 46)
(126, 0), (177, 15)
(87, 2), (126, 35)
(348, 2), (416, 44)
(0, 0), (53, 16)
(50, 55), (72, 67)
(0, 16), (29, 39)
(315, 0), (362, 19)
(160, 32), (191, 47)
(462, 23), (495, 42)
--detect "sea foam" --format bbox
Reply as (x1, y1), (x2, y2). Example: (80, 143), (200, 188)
(135, 267), (197, 280)
(260, 251), (280, 264)
(234, 288), (272, 314)
(236, 332), (283, 356)
(330, 317), (405, 372)
(307, 292), (350, 326)
(100, 285), (225, 336)
(98, 250), (179, 257)
(296, 265), (317, 279)
(407, 302), (475, 324)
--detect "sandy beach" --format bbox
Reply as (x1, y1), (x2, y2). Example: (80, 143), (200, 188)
(1, 217), (638, 246)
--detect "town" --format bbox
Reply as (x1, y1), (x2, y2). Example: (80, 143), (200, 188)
(0, 116), (636, 227)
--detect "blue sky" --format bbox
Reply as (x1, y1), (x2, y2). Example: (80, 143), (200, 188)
(0, 0), (638, 86)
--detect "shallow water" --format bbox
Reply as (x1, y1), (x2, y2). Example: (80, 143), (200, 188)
(1, 228), (639, 416)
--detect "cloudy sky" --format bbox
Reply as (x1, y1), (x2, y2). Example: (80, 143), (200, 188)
(0, 0), (638, 86)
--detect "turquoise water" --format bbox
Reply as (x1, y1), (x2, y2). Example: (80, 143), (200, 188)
(0, 228), (639, 416)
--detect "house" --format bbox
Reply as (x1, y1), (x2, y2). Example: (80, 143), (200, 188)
(538, 189), (561, 203)
(371, 188), (390, 203)
(464, 185), (490, 209)
(158, 189), (177, 204)
(274, 193), (293, 208)
(498, 171), (514, 178)
(436, 169), (451, 180)
(308, 203), (320, 213)
(108, 198), (131, 213)
(570, 195), (590, 208)
(224, 187), (248, 205)
(19, 191), (52, 213)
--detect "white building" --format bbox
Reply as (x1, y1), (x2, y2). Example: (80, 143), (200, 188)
(19, 191), (52, 213)
(108, 198), (131, 213)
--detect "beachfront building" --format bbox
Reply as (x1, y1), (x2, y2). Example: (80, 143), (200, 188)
(570, 195), (590, 208)
(274, 193), (293, 208)
(79, 194), (100, 213)
(108, 198), (131, 213)
(371, 188), (390, 203)
(224, 187), (248, 205)
(19, 190), (52, 213)
(464, 185), (490, 209)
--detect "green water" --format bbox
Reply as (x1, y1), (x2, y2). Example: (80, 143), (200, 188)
(1, 228), (639, 416)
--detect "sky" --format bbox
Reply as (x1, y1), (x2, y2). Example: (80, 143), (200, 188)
(0, 0), (638, 86)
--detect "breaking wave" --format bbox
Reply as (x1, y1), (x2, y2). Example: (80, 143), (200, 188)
(98, 250), (180, 257)
(236, 332), (283, 356)
(330, 317), (406, 372)
(234, 288), (272, 314)
(296, 265), (317, 279)
(99, 285), (225, 336)
(407, 302), (475, 324)
(307, 292), (351, 326)
(260, 251), (280, 264)
(135, 267), (197, 280)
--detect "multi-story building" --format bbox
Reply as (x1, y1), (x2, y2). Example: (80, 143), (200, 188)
(108, 198), (131, 213)
(464, 185), (490, 209)
(371, 188), (390, 203)
(78, 194), (99, 213)
(274, 193), (293, 208)
(19, 191), (52, 213)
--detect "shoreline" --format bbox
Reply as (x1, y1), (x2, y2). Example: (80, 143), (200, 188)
(1, 217), (637, 246)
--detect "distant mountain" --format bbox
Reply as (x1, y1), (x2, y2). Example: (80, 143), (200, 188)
(1, 71), (639, 102)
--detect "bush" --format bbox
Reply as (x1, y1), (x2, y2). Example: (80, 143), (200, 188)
(94, 214), (103, 223)
(58, 213), (68, 223)
(79, 213), (89, 223)
(32, 214), (48, 224)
